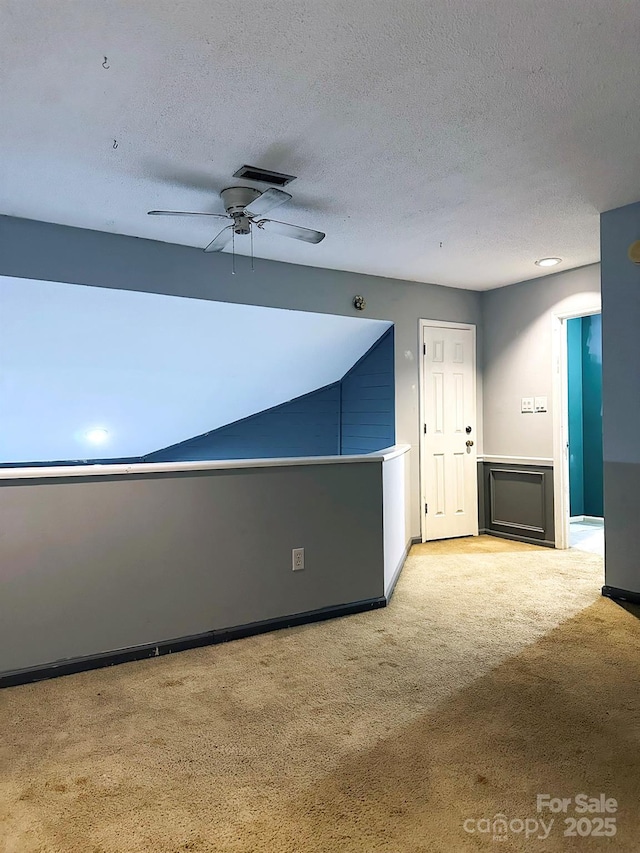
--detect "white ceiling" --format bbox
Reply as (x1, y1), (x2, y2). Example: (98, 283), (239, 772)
(0, 276), (390, 462)
(1, 1), (640, 290)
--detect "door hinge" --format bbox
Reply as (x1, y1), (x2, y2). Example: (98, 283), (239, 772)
(425, 503), (428, 514)
(423, 343), (426, 355)
(424, 423), (427, 434)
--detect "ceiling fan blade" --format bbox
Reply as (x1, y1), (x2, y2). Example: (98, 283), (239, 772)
(244, 187), (292, 217)
(256, 218), (325, 244)
(204, 225), (234, 253)
(148, 210), (229, 218)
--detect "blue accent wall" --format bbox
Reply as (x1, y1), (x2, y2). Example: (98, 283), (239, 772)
(567, 315), (603, 517)
(144, 383), (341, 462)
(340, 328), (395, 455)
(143, 327), (395, 463)
(567, 317), (585, 516)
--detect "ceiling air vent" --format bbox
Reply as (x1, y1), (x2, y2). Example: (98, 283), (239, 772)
(232, 165), (297, 187)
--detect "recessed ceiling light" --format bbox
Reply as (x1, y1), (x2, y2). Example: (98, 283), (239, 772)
(86, 428), (109, 444)
(535, 257), (562, 268)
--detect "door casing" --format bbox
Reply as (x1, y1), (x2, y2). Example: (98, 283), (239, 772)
(418, 319), (478, 543)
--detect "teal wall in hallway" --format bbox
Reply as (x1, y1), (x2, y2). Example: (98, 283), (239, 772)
(567, 318), (584, 516)
(582, 314), (603, 516)
(567, 314), (603, 517)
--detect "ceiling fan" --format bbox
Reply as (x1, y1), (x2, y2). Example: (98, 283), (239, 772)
(148, 186), (325, 253)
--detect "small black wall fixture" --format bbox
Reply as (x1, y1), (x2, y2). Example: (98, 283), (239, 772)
(353, 295), (366, 311)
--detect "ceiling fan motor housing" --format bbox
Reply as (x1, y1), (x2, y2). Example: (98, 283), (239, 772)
(220, 186), (261, 217)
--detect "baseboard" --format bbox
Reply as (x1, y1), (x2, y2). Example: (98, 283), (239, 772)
(601, 585), (640, 605)
(0, 597), (386, 689)
(384, 538), (417, 601)
(483, 530), (555, 548)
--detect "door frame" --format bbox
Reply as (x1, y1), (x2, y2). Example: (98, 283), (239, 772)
(418, 319), (478, 543)
(551, 301), (602, 549)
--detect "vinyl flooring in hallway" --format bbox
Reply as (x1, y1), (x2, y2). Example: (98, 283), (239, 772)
(570, 516), (605, 556)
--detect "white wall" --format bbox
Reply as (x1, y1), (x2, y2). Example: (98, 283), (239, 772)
(0, 216), (482, 536)
(382, 447), (411, 596)
(482, 264), (601, 460)
(0, 275), (389, 462)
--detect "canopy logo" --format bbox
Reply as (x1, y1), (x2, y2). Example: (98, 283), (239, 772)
(463, 814), (553, 841)
(463, 794), (618, 841)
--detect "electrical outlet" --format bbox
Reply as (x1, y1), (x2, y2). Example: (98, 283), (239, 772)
(535, 396), (548, 413)
(292, 547), (305, 571)
(521, 397), (534, 413)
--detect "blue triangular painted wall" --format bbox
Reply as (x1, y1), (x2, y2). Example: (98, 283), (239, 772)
(143, 327), (395, 462)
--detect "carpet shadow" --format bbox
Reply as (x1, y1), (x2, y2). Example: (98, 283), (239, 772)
(613, 600), (640, 621)
(218, 597), (640, 852)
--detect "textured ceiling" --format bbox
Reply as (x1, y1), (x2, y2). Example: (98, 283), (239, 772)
(1, 1), (640, 290)
(0, 276), (390, 462)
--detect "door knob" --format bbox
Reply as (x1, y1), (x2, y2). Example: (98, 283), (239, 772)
(466, 440), (474, 447)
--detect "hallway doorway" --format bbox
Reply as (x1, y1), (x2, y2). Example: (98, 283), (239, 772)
(566, 313), (603, 557)
(569, 516), (604, 556)
(552, 304), (603, 554)
(567, 313), (603, 518)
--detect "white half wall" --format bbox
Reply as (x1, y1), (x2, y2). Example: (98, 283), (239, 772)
(382, 445), (412, 597)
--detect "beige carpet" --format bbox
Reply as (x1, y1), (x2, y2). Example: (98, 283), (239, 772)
(2, 536), (639, 852)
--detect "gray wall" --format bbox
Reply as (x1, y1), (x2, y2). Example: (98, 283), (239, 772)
(600, 200), (640, 593)
(0, 215), (482, 538)
(482, 264), (601, 459)
(0, 462), (384, 675)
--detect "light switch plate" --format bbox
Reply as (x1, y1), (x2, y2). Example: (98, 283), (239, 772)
(521, 397), (534, 413)
(535, 396), (548, 413)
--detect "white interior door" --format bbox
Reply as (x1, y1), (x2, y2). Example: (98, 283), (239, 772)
(421, 323), (478, 541)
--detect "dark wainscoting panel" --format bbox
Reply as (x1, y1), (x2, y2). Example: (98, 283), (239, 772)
(479, 462), (554, 546)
